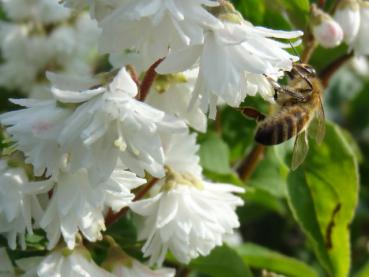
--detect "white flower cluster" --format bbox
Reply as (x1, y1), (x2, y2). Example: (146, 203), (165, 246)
(0, 0), (100, 98)
(0, 0), (306, 275)
(312, 0), (369, 56)
(66, 0), (302, 118)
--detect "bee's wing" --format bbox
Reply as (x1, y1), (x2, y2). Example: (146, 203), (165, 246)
(310, 95), (326, 144)
(291, 130), (309, 170)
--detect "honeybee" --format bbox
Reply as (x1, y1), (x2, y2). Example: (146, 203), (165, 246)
(241, 63), (325, 170)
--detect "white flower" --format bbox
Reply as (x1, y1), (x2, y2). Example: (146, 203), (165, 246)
(223, 230), (243, 247)
(161, 131), (202, 178)
(0, 62), (38, 92)
(130, 177), (244, 265)
(350, 56), (369, 77)
(0, 248), (15, 277)
(112, 259), (175, 277)
(2, 0), (70, 24)
(157, 21), (302, 118)
(53, 68), (186, 179)
(46, 71), (100, 92)
(73, 13), (101, 56)
(352, 1), (369, 56)
(64, 0), (125, 21)
(0, 6), (99, 97)
(98, 0), (222, 67)
(103, 166), (147, 213)
(334, 0), (360, 44)
(21, 248), (114, 277)
(0, 99), (72, 177)
(23, 167), (145, 249)
(130, 130), (244, 265)
(312, 6), (343, 48)
(0, 161), (44, 250)
(146, 69), (207, 132)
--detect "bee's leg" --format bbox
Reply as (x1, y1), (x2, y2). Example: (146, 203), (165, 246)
(293, 67), (314, 91)
(264, 76), (282, 100)
(238, 107), (266, 122)
(265, 75), (311, 102)
(276, 87), (311, 102)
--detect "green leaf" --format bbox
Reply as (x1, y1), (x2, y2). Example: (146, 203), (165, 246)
(310, 44), (349, 72)
(286, 122), (359, 277)
(236, 243), (318, 277)
(354, 261), (369, 277)
(25, 232), (47, 250)
(262, 7), (292, 30)
(279, 0), (310, 28)
(189, 245), (253, 277)
(105, 217), (137, 247)
(199, 132), (231, 174)
(247, 148), (289, 198)
(219, 106), (256, 163)
(291, 0), (310, 12)
(233, 0), (265, 25)
(287, 170), (332, 272)
(203, 170), (244, 186)
(244, 187), (286, 215)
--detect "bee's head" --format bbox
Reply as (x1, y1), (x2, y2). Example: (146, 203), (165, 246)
(288, 63), (317, 79)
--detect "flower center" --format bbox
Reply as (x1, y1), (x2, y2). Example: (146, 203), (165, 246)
(154, 73), (187, 93)
(162, 166), (203, 191)
(208, 1), (243, 23)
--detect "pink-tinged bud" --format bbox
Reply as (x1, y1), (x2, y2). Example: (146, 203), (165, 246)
(334, 0), (360, 44)
(311, 5), (344, 48)
(352, 1), (369, 56)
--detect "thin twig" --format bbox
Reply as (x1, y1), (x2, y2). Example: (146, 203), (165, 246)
(138, 58), (164, 101)
(301, 29), (316, 64)
(236, 145), (265, 181)
(105, 178), (159, 226)
(133, 178), (159, 201)
(215, 112), (222, 135)
(319, 52), (354, 87)
(319, 0), (325, 8)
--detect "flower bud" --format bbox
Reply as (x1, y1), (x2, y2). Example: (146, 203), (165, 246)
(352, 1), (369, 56)
(311, 5), (343, 48)
(334, 0), (360, 44)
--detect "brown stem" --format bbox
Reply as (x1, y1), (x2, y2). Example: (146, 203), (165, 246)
(133, 178), (159, 201)
(301, 30), (316, 64)
(215, 112), (222, 135)
(236, 144), (265, 181)
(178, 267), (191, 277)
(319, 0), (325, 8)
(319, 52), (354, 88)
(105, 178), (159, 226)
(138, 58), (164, 101)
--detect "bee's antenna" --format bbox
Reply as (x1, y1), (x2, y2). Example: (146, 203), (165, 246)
(289, 41), (300, 62)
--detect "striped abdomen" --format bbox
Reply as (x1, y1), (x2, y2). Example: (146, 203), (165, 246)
(255, 106), (310, 145)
